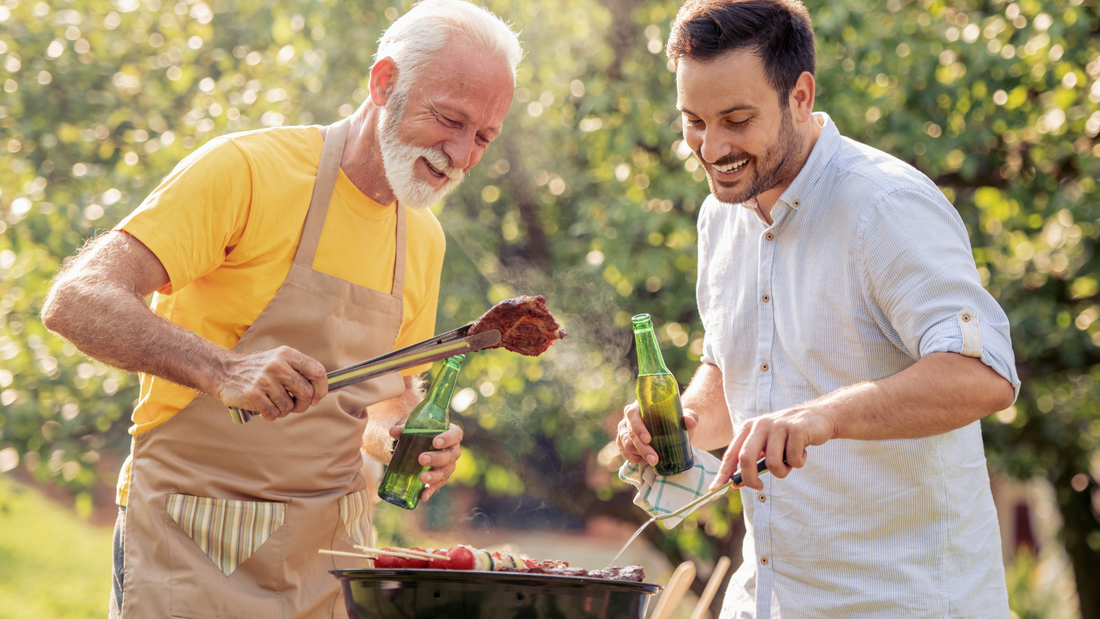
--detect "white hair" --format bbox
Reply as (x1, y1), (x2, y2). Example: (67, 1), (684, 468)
(375, 0), (523, 87)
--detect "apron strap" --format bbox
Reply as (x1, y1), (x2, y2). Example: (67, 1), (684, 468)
(296, 116), (406, 303)
(294, 117), (350, 267)
(391, 202), (406, 298)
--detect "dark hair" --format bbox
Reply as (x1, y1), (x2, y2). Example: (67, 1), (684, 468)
(667, 0), (816, 102)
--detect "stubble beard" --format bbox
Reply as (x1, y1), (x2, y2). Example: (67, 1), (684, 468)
(377, 87), (465, 210)
(708, 108), (803, 206)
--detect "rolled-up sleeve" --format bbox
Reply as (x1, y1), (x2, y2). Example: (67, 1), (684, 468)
(860, 187), (1020, 399)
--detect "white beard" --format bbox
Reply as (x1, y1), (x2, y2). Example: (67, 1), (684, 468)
(377, 90), (464, 210)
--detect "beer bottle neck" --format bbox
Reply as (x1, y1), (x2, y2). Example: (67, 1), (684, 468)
(406, 358), (462, 430)
(634, 325), (669, 377)
(427, 363), (460, 408)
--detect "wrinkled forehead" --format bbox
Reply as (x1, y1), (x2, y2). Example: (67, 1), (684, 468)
(418, 50), (515, 130)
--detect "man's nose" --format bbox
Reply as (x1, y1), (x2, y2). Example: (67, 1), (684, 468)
(443, 134), (480, 172)
(698, 128), (730, 164)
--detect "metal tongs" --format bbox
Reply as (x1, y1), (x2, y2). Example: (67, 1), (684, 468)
(230, 324), (501, 423)
(607, 457), (769, 568)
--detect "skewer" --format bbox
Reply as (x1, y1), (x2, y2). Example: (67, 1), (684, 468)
(319, 549), (375, 560)
(354, 545), (451, 561)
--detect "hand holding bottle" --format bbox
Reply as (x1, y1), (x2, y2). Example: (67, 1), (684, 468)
(378, 355), (465, 510)
(624, 314), (695, 476)
(617, 401), (699, 467)
(386, 422), (464, 501)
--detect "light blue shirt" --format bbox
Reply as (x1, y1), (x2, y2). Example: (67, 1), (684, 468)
(697, 113), (1019, 619)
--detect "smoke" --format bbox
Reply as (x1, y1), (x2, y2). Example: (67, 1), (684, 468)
(460, 508), (496, 532)
(440, 205), (635, 384)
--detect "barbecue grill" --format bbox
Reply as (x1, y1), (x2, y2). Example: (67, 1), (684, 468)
(333, 568), (661, 619)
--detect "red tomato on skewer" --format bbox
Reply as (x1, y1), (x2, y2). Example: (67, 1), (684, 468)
(446, 545), (476, 570)
(375, 550), (407, 569)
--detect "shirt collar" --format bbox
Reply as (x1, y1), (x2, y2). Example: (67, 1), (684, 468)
(776, 111), (840, 212)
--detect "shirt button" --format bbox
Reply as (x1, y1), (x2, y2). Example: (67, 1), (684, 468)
(793, 199), (801, 208)
(762, 294), (770, 303)
(760, 557), (768, 565)
(758, 494), (766, 503)
(761, 363), (769, 372)
(765, 232), (775, 241)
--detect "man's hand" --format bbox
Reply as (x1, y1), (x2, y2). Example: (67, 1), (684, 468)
(616, 401), (700, 467)
(388, 423), (464, 501)
(615, 363), (726, 469)
(215, 346), (329, 421)
(711, 405), (836, 491)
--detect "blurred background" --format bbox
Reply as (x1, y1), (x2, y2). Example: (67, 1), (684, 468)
(1, 0), (1098, 617)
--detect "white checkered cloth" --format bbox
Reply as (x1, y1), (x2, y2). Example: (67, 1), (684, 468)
(618, 447), (727, 529)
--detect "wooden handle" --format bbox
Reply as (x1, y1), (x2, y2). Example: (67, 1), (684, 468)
(649, 561), (696, 619)
(689, 556), (731, 619)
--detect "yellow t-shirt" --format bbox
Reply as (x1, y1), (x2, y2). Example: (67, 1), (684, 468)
(114, 126), (445, 504)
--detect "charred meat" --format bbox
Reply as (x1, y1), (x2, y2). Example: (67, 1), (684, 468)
(469, 295), (566, 356)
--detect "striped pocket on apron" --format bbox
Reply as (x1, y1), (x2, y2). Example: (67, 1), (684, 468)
(166, 494), (286, 577)
(337, 488), (375, 549)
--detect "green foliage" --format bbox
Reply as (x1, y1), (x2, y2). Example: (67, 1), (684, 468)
(0, 476), (113, 619)
(2, 0), (1100, 615)
(1004, 548), (1079, 619)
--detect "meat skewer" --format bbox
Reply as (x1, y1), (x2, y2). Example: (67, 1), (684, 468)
(354, 545), (449, 562)
(346, 545), (644, 582)
(319, 547), (451, 563)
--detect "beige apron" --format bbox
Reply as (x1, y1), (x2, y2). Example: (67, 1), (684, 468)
(122, 118), (406, 619)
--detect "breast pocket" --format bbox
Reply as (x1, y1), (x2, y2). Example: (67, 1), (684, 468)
(164, 494), (286, 619)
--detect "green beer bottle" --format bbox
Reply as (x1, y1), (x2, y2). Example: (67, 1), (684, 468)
(633, 314), (693, 475)
(378, 355), (465, 510)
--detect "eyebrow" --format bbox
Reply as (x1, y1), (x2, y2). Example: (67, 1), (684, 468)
(678, 103), (759, 117)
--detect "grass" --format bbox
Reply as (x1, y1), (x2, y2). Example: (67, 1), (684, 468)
(0, 475), (113, 619)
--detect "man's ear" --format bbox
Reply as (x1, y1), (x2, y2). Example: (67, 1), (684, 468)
(789, 71), (816, 123)
(369, 57), (397, 107)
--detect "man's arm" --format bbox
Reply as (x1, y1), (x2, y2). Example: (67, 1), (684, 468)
(617, 362), (732, 465)
(681, 362), (733, 451)
(714, 351), (1014, 490)
(365, 374), (464, 501)
(40, 231), (327, 421)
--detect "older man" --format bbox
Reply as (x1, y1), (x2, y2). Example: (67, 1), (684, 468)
(41, 1), (521, 617)
(617, 1), (1019, 617)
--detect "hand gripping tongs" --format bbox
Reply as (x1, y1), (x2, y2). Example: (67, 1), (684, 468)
(230, 324), (501, 424)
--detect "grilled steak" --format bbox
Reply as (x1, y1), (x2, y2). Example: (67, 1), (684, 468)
(469, 295), (566, 356)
